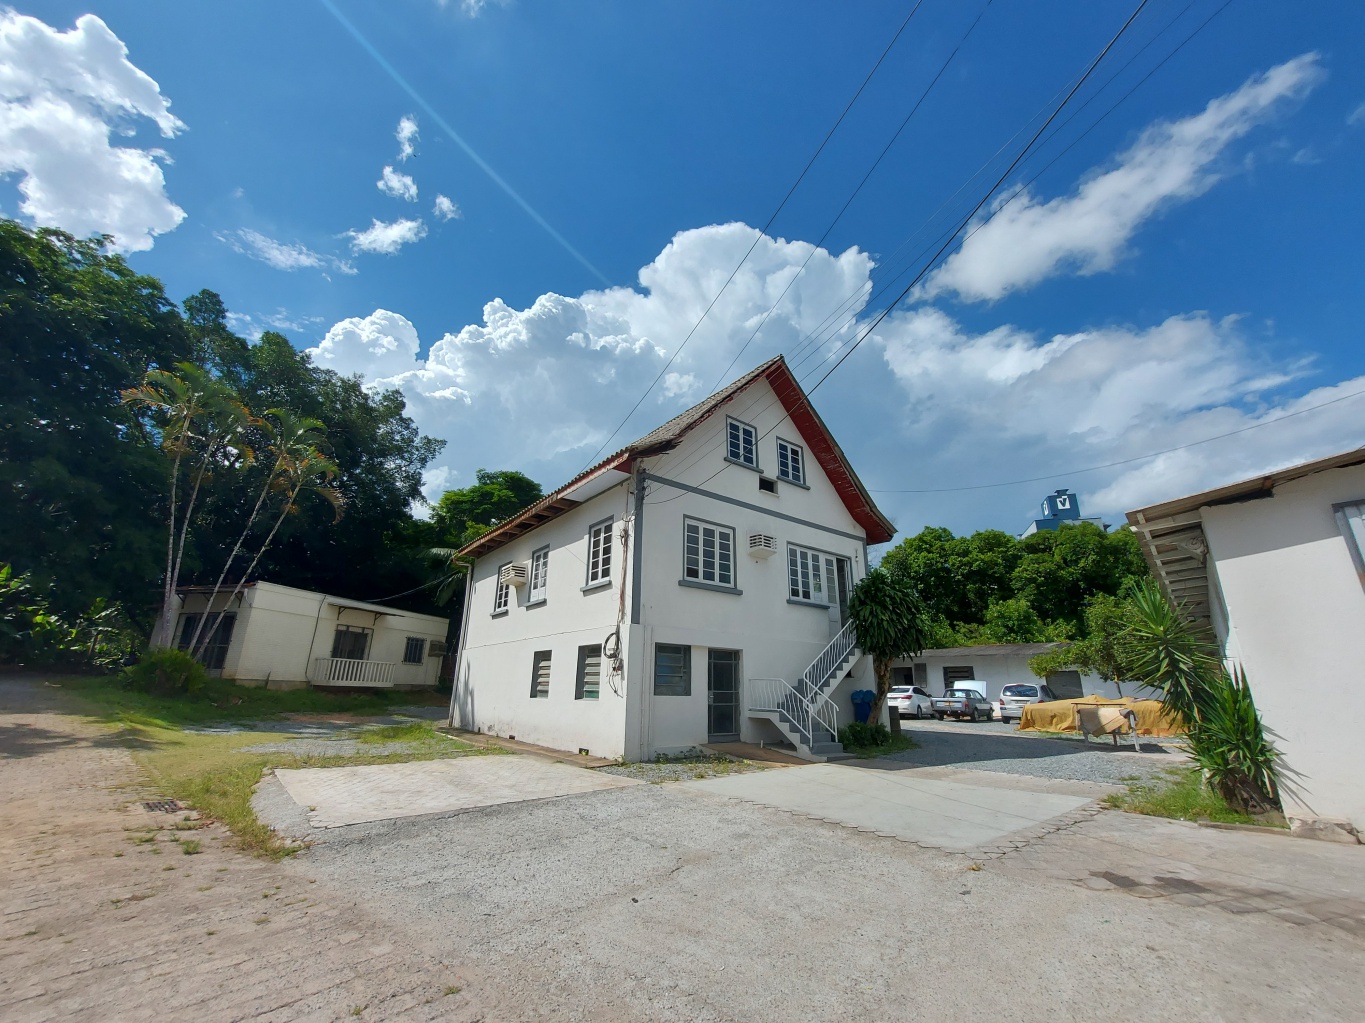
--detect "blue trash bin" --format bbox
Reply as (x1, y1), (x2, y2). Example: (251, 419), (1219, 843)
(850, 689), (875, 724)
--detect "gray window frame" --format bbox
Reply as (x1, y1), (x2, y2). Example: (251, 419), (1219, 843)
(1333, 499), (1365, 592)
(529, 650), (552, 699)
(575, 644), (602, 701)
(528, 545), (550, 604)
(682, 515), (737, 591)
(654, 643), (691, 696)
(492, 562), (512, 615)
(584, 517), (614, 589)
(402, 637), (426, 664)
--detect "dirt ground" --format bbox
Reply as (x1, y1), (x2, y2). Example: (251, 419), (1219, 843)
(3, 677), (1363, 1023)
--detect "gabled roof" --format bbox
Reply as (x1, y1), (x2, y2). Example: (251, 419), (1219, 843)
(459, 355), (895, 559)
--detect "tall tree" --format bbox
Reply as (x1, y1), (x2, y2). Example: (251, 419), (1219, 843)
(432, 469), (544, 547)
(0, 222), (190, 617)
(847, 569), (931, 727)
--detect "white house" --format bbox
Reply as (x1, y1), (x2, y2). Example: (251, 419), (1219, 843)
(448, 355), (896, 762)
(1128, 447), (1365, 842)
(165, 580), (450, 690)
(891, 644), (1119, 703)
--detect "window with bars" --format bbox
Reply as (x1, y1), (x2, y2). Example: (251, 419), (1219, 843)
(684, 518), (734, 587)
(575, 644), (602, 701)
(493, 563), (511, 613)
(654, 643), (691, 696)
(787, 544), (834, 603)
(529, 547), (549, 602)
(777, 439), (805, 484)
(586, 520), (612, 586)
(529, 650), (552, 699)
(402, 637), (426, 664)
(726, 417), (758, 468)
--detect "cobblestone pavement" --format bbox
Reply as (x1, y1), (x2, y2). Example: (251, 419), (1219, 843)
(0, 679), (487, 1023)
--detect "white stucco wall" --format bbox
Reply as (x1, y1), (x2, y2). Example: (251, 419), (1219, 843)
(1199, 463), (1365, 832)
(453, 488), (637, 760)
(172, 582), (448, 689)
(455, 376), (883, 760)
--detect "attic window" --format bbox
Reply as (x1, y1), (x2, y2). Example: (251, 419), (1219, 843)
(726, 417), (758, 469)
(758, 477), (777, 495)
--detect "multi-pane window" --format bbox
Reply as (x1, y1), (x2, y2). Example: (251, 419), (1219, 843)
(530, 650), (552, 699)
(493, 563), (511, 613)
(788, 545), (830, 603)
(684, 519), (734, 587)
(403, 637), (426, 664)
(777, 439), (805, 484)
(654, 643), (691, 696)
(576, 644), (602, 701)
(586, 520), (613, 585)
(726, 417), (757, 467)
(529, 547), (549, 602)
(176, 612), (236, 670)
(331, 624), (371, 660)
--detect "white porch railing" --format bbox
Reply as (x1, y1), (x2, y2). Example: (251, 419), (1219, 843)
(310, 657), (396, 687)
(802, 621), (857, 695)
(749, 677), (839, 749)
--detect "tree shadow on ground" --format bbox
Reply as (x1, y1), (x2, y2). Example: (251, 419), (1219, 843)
(860, 726), (1173, 772)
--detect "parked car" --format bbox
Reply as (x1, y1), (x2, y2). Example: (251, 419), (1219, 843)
(888, 685), (934, 719)
(931, 687), (995, 722)
(997, 682), (1059, 724)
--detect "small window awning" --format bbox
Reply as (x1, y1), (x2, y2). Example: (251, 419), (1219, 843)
(325, 598), (399, 616)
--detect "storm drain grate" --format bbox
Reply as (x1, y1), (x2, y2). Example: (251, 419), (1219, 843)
(142, 799), (183, 813)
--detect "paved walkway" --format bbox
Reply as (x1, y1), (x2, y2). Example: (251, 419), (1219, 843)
(684, 762), (1098, 852)
(274, 755), (640, 828)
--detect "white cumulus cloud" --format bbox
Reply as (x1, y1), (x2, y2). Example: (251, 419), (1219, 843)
(433, 193), (461, 221)
(922, 53), (1324, 303)
(0, 11), (186, 251)
(345, 217), (428, 255)
(395, 115), (418, 160)
(377, 165), (417, 201)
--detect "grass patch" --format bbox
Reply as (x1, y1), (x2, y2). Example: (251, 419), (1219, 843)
(1104, 768), (1287, 827)
(604, 752), (766, 783)
(356, 721), (438, 745)
(837, 723), (918, 759)
(843, 733), (917, 759)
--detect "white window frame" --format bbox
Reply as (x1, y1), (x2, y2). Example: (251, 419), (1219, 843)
(726, 417), (759, 470)
(528, 546), (550, 604)
(683, 517), (736, 589)
(787, 543), (841, 605)
(493, 562), (511, 615)
(585, 518), (613, 588)
(776, 438), (805, 485)
(1334, 499), (1365, 592)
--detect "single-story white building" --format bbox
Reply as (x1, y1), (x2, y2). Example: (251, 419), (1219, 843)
(162, 580), (450, 690)
(448, 355), (895, 762)
(1128, 447), (1365, 842)
(891, 643), (1137, 703)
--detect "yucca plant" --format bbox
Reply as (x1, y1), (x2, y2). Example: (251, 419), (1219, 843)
(1124, 579), (1222, 727)
(1187, 665), (1280, 814)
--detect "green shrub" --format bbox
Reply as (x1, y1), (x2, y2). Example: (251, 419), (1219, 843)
(1, 563), (142, 669)
(838, 722), (891, 749)
(1187, 666), (1279, 814)
(121, 648), (207, 697)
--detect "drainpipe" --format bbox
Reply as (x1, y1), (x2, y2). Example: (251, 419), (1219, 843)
(446, 558), (476, 729)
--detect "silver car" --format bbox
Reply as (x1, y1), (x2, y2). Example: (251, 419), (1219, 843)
(997, 682), (1058, 724)
(931, 687), (995, 722)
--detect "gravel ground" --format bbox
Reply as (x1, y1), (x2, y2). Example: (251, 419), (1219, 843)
(886, 723), (1186, 785)
(597, 756), (767, 784)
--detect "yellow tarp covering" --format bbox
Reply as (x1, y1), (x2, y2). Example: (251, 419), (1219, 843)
(1018, 695), (1185, 737)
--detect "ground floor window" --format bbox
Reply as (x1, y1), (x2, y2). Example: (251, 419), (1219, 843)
(654, 643), (690, 696)
(176, 612), (236, 671)
(403, 637), (426, 664)
(530, 650), (552, 699)
(576, 645), (602, 700)
(943, 665), (975, 686)
(331, 624), (371, 660)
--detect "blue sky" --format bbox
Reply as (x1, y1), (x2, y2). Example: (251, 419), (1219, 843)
(5, 1), (1365, 545)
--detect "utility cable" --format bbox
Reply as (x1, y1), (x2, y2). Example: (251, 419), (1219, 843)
(579, 1), (929, 470)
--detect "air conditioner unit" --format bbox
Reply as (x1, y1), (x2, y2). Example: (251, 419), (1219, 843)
(499, 563), (530, 588)
(748, 533), (777, 559)
(428, 640), (449, 657)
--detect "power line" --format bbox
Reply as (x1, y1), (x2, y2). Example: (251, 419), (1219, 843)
(579, 1), (928, 470)
(866, 385), (1365, 494)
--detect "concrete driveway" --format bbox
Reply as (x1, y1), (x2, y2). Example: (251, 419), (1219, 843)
(683, 762), (1098, 853)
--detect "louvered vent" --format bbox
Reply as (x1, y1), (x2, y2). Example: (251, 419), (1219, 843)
(748, 533), (777, 559)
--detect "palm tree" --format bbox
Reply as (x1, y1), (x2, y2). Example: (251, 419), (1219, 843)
(189, 423), (344, 662)
(847, 568), (931, 727)
(121, 364), (252, 649)
(185, 410), (329, 659)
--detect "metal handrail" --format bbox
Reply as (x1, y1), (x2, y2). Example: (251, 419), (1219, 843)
(749, 676), (839, 749)
(802, 621), (857, 694)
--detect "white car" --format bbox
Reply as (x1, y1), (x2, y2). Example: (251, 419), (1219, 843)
(887, 684), (934, 719)
(997, 682), (1059, 724)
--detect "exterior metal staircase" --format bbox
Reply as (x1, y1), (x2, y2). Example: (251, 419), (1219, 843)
(748, 622), (862, 762)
